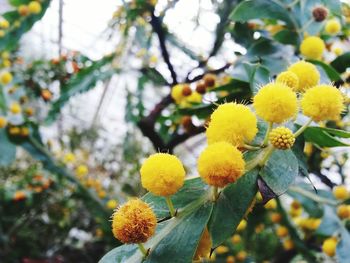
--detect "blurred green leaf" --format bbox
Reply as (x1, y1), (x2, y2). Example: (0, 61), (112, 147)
(331, 52), (350, 73)
(307, 59), (342, 82)
(337, 226), (350, 263)
(260, 149), (298, 196)
(208, 169), (259, 247)
(230, 0), (297, 28)
(1, 0), (51, 52)
(46, 55), (115, 124)
(303, 127), (350, 147)
(274, 29), (299, 46)
(316, 205), (341, 236)
(141, 67), (168, 86)
(0, 129), (16, 166)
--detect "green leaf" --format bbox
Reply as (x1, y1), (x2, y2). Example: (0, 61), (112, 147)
(8, 0), (32, 6)
(337, 226), (350, 263)
(316, 205), (341, 236)
(208, 169), (259, 247)
(307, 59), (342, 82)
(260, 150), (298, 196)
(141, 67), (168, 86)
(46, 55), (115, 124)
(143, 177), (208, 219)
(331, 52), (350, 73)
(1, 0), (51, 52)
(273, 29), (299, 46)
(0, 129), (16, 166)
(0, 86), (6, 113)
(230, 0), (297, 28)
(100, 192), (213, 263)
(303, 127), (350, 147)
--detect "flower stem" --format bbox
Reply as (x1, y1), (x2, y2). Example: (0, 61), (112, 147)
(259, 145), (274, 167)
(243, 143), (261, 151)
(165, 196), (176, 217)
(212, 186), (219, 202)
(262, 122), (273, 146)
(138, 243), (148, 257)
(294, 118), (312, 138)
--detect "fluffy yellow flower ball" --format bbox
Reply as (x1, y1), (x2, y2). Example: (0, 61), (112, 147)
(194, 228), (212, 260)
(276, 226), (288, 238)
(237, 219), (247, 232)
(0, 30), (5, 38)
(264, 199), (277, 210)
(0, 19), (9, 29)
(253, 82), (297, 123)
(206, 103), (258, 147)
(63, 152), (75, 163)
(106, 199), (118, 210)
(325, 19), (341, 35)
(301, 85), (344, 122)
(322, 238), (337, 257)
(75, 165), (88, 177)
(180, 91), (202, 108)
(10, 102), (21, 114)
(288, 61), (320, 92)
(0, 71), (13, 85)
(333, 185), (348, 200)
(0, 116), (7, 128)
(269, 127), (295, 150)
(300, 36), (325, 60)
(171, 84), (185, 104)
(197, 142), (245, 187)
(276, 71), (299, 91)
(112, 199), (157, 244)
(236, 251), (247, 262)
(28, 1), (42, 14)
(283, 239), (294, 250)
(140, 153), (185, 196)
(337, 204), (349, 219)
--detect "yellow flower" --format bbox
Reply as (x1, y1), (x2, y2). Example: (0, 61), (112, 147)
(276, 226), (288, 238)
(20, 127), (29, 137)
(270, 212), (282, 223)
(333, 47), (343, 56)
(75, 165), (88, 177)
(0, 116), (7, 128)
(63, 153), (76, 163)
(206, 103), (258, 147)
(253, 82), (297, 123)
(288, 61), (320, 92)
(171, 84), (185, 104)
(283, 239), (294, 250)
(226, 255), (235, 263)
(269, 127), (295, 150)
(216, 245), (229, 254)
(276, 71), (299, 91)
(322, 238), (337, 257)
(264, 199), (277, 210)
(197, 142), (245, 187)
(231, 234), (241, 244)
(18, 5), (30, 16)
(337, 204), (349, 219)
(236, 251), (247, 262)
(8, 126), (20, 136)
(301, 85), (344, 121)
(28, 1), (42, 14)
(325, 19), (341, 35)
(300, 36), (325, 60)
(10, 102), (21, 114)
(180, 91), (202, 108)
(112, 199), (157, 243)
(0, 71), (13, 85)
(193, 228), (212, 260)
(140, 153), (185, 196)
(237, 219), (247, 232)
(3, 59), (11, 68)
(107, 199), (118, 210)
(333, 185), (348, 200)
(98, 190), (106, 199)
(0, 19), (9, 29)
(0, 30), (5, 38)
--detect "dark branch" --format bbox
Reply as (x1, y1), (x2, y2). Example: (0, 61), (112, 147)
(186, 62), (232, 83)
(150, 13), (178, 85)
(313, 170), (336, 189)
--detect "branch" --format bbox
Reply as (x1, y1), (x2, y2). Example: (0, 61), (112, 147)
(186, 62), (232, 83)
(313, 170), (336, 189)
(150, 13), (178, 85)
(165, 126), (205, 152)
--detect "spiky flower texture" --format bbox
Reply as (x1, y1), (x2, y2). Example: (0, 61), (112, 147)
(206, 103), (258, 147)
(301, 85), (344, 122)
(140, 153), (185, 196)
(253, 83), (297, 123)
(276, 71), (299, 91)
(288, 61), (320, 92)
(197, 142), (245, 187)
(112, 199), (157, 244)
(269, 127), (295, 150)
(300, 36), (325, 60)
